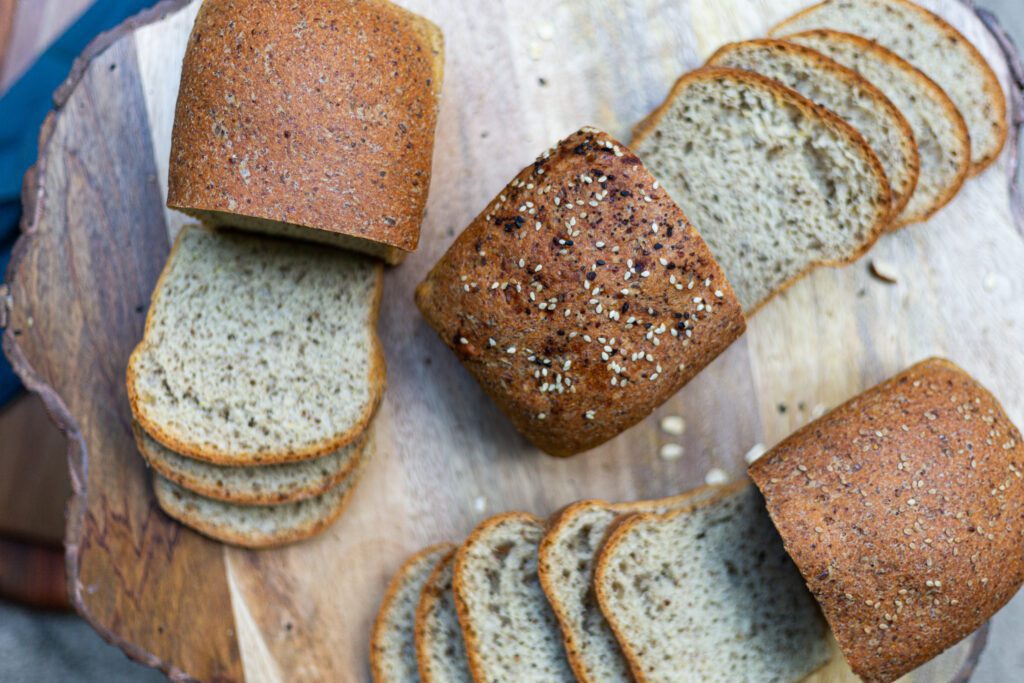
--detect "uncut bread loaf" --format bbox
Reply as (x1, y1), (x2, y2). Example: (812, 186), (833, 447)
(415, 550), (472, 683)
(749, 358), (1024, 682)
(537, 487), (719, 683)
(632, 67), (891, 313)
(771, 0), (1006, 175)
(167, 0), (444, 264)
(416, 128), (745, 457)
(133, 422), (367, 505)
(127, 226), (384, 465)
(372, 544), (456, 683)
(594, 483), (831, 683)
(785, 30), (970, 227)
(453, 513), (575, 681)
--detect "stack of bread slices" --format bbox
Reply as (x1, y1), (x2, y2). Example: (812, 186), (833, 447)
(126, 0), (443, 547)
(372, 358), (1024, 682)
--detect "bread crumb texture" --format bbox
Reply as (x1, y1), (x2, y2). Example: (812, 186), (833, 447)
(416, 128), (745, 456)
(749, 358), (1024, 682)
(415, 551), (471, 683)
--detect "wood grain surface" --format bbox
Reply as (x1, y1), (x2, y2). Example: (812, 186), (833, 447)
(2, 0), (1022, 681)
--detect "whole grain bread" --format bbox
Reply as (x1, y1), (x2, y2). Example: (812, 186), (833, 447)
(372, 544), (456, 683)
(167, 0), (444, 264)
(133, 422), (366, 505)
(127, 226), (385, 465)
(415, 550), (472, 683)
(771, 0), (1006, 175)
(453, 512), (575, 681)
(632, 67), (891, 313)
(594, 482), (831, 682)
(748, 358), (1024, 682)
(707, 39), (919, 223)
(785, 29), (970, 227)
(415, 128), (745, 457)
(537, 486), (719, 683)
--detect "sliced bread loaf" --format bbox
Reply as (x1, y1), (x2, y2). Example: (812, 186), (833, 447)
(785, 29), (970, 226)
(127, 226), (385, 465)
(372, 544), (456, 683)
(453, 513), (575, 681)
(537, 487), (719, 683)
(633, 67), (891, 312)
(707, 39), (918, 223)
(594, 483), (831, 682)
(771, 0), (1007, 174)
(415, 550), (472, 683)
(133, 422), (366, 505)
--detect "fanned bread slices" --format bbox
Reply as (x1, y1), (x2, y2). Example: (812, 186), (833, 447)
(134, 423), (366, 505)
(372, 544), (456, 683)
(415, 551), (472, 683)
(453, 513), (575, 682)
(594, 483), (831, 682)
(771, 0), (1007, 174)
(127, 226), (385, 465)
(152, 444), (367, 548)
(707, 39), (919, 224)
(786, 30), (970, 226)
(633, 67), (891, 312)
(537, 487), (719, 683)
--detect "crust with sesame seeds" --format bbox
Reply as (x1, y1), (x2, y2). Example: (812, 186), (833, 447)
(748, 358), (1024, 683)
(415, 127), (746, 457)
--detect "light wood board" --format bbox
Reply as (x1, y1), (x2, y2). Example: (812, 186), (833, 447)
(3, 0), (1022, 680)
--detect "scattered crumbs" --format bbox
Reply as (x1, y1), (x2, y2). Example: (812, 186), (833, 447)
(536, 20), (555, 41)
(704, 467), (729, 485)
(869, 259), (899, 284)
(983, 273), (998, 293)
(528, 40), (544, 61)
(660, 415), (686, 436)
(811, 404), (828, 419)
(473, 496), (487, 514)
(777, 403), (787, 414)
(538, 77), (547, 87)
(659, 443), (684, 461)
(744, 443), (768, 465)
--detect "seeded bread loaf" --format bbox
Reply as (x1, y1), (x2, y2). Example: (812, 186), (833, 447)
(594, 483), (831, 682)
(453, 513), (575, 681)
(416, 128), (745, 457)
(707, 39), (919, 223)
(372, 544), (456, 683)
(415, 550), (472, 683)
(633, 68), (891, 313)
(749, 358), (1024, 682)
(771, 0), (1006, 175)
(127, 226), (385, 465)
(785, 30), (970, 227)
(537, 487), (719, 683)
(133, 422), (366, 505)
(167, 0), (444, 264)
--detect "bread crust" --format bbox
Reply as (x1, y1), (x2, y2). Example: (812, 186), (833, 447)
(771, 0), (1007, 176)
(166, 0), (444, 262)
(633, 67), (892, 317)
(783, 29), (971, 227)
(413, 548), (462, 683)
(126, 225), (387, 465)
(706, 38), (920, 225)
(748, 358), (1024, 682)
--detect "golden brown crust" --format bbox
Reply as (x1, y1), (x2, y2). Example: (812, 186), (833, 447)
(126, 225), (387, 465)
(166, 0), (444, 259)
(783, 29), (971, 228)
(416, 128), (746, 456)
(748, 358), (1024, 682)
(413, 548), (459, 683)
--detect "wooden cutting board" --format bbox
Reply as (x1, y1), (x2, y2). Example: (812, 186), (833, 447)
(2, 0), (1021, 680)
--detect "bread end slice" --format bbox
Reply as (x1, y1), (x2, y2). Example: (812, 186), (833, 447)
(414, 550), (472, 683)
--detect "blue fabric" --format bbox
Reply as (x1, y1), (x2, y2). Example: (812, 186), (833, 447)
(0, 0), (157, 406)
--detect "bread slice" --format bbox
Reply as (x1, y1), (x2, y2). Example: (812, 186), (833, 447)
(785, 30), (970, 227)
(453, 513), (575, 681)
(633, 67), (891, 312)
(749, 358), (1024, 682)
(371, 544), (456, 683)
(415, 550), (472, 683)
(152, 443), (367, 548)
(707, 39), (919, 224)
(537, 486), (719, 683)
(133, 421), (366, 505)
(594, 483), (831, 682)
(127, 225), (385, 465)
(771, 0), (1007, 175)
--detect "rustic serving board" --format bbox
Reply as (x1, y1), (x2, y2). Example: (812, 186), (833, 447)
(2, 0), (1021, 680)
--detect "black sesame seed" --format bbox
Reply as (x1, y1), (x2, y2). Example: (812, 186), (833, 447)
(586, 271), (597, 281)
(653, 243), (663, 250)
(514, 215), (525, 227)
(596, 259), (606, 266)
(673, 312), (683, 319)
(621, 302), (630, 313)
(676, 322), (686, 330)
